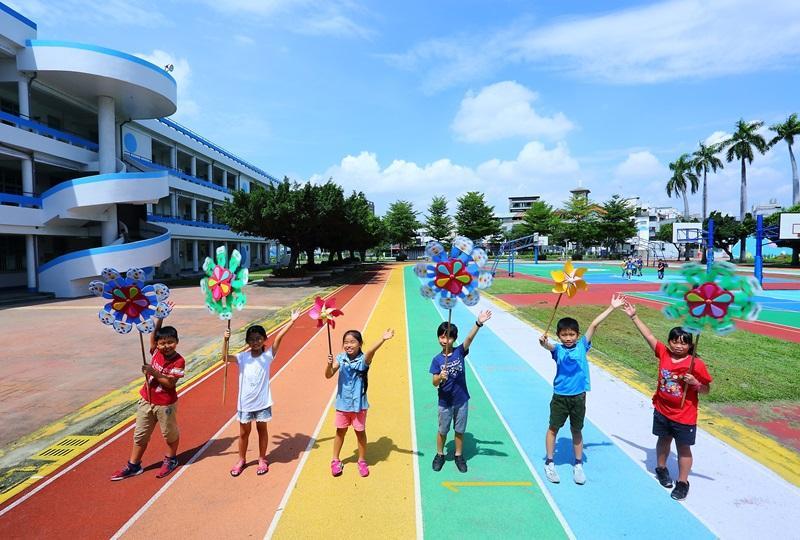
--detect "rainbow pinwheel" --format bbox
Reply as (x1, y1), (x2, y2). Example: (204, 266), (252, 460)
(551, 260), (588, 297)
(200, 246), (248, 320)
(309, 296), (344, 355)
(661, 262), (761, 335)
(414, 236), (493, 309)
(89, 268), (171, 334)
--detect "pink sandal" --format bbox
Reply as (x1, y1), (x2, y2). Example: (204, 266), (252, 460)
(330, 459), (343, 477)
(230, 459), (245, 477)
(257, 458), (269, 475)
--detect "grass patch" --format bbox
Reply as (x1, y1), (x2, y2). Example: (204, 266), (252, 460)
(488, 277), (553, 294)
(513, 303), (800, 403)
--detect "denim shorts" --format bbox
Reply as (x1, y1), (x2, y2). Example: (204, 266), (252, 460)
(438, 401), (469, 434)
(237, 407), (272, 423)
(652, 409), (696, 446)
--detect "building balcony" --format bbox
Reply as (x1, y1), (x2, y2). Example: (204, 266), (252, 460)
(125, 153), (232, 197)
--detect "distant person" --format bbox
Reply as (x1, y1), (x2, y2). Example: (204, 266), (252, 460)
(636, 257), (644, 276)
(625, 259), (636, 280)
(111, 306), (183, 481)
(223, 310), (300, 477)
(657, 259), (667, 280)
(430, 310), (492, 474)
(620, 258), (629, 278)
(621, 299), (712, 501)
(538, 295), (624, 485)
(326, 328), (395, 477)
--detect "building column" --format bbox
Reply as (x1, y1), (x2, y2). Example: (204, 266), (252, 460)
(192, 240), (199, 272)
(190, 156), (197, 177)
(208, 204), (214, 223)
(21, 157), (33, 197)
(222, 170), (228, 190)
(207, 162), (213, 183)
(170, 192), (178, 217)
(146, 203), (153, 214)
(25, 234), (36, 291)
(191, 198), (197, 221)
(170, 146), (177, 169)
(208, 240), (214, 255)
(98, 96), (118, 245)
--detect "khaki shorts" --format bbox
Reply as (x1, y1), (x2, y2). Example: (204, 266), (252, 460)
(133, 398), (179, 446)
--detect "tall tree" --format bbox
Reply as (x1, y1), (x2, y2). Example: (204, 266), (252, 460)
(769, 113), (800, 205)
(314, 180), (346, 263)
(423, 195), (454, 243)
(383, 200), (420, 250)
(343, 190), (384, 261)
(692, 142), (724, 220)
(454, 191), (501, 240)
(559, 193), (600, 256)
(599, 195), (637, 254)
(719, 119), (768, 261)
(666, 153), (700, 219)
(520, 201), (557, 237)
(704, 211), (751, 261)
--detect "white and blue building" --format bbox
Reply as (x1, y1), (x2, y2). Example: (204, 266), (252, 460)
(0, 3), (282, 297)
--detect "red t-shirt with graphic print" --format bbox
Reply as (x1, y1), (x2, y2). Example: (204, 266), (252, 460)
(139, 349), (185, 406)
(652, 341), (712, 425)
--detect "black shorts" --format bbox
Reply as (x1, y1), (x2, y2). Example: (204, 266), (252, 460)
(652, 409), (697, 446)
(549, 393), (586, 431)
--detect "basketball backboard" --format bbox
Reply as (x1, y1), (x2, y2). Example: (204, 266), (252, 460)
(673, 222), (702, 244)
(779, 213), (800, 240)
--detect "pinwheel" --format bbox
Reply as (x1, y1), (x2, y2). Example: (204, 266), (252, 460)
(414, 236), (493, 352)
(89, 267), (172, 400)
(200, 246), (249, 403)
(543, 260), (588, 335)
(309, 296), (344, 355)
(661, 261), (761, 404)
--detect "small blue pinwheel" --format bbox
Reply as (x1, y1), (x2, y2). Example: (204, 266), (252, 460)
(414, 236), (493, 309)
(89, 268), (172, 334)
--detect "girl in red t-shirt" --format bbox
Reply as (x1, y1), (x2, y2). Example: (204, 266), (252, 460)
(621, 300), (712, 502)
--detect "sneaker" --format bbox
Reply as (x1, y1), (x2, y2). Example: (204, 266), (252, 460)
(357, 460), (370, 477)
(573, 463), (586, 485)
(330, 459), (343, 477)
(454, 455), (467, 473)
(156, 456), (178, 478)
(671, 480), (690, 501)
(544, 462), (560, 483)
(111, 462), (143, 481)
(655, 467), (674, 488)
(432, 453), (445, 472)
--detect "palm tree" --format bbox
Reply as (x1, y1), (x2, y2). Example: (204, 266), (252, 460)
(692, 142), (724, 220)
(768, 113), (800, 205)
(666, 153), (700, 219)
(719, 119), (768, 220)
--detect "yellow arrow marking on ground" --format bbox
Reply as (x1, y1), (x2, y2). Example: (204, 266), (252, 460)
(442, 481), (534, 493)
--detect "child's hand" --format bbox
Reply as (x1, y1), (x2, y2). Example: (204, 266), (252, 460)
(439, 366), (448, 380)
(166, 300), (176, 310)
(683, 373), (700, 387)
(327, 354), (334, 364)
(539, 334), (549, 347)
(382, 328), (395, 341)
(142, 364), (155, 376)
(290, 309), (301, 321)
(622, 302), (637, 318)
(224, 329), (231, 340)
(478, 310), (492, 324)
(610, 293), (625, 309)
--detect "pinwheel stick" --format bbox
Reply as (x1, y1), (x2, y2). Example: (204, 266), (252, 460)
(543, 293), (564, 336)
(326, 324), (333, 357)
(679, 333), (701, 408)
(222, 319), (231, 404)
(446, 309), (452, 355)
(138, 331), (151, 402)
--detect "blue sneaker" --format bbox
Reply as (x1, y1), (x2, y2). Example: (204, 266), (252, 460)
(111, 462), (143, 481)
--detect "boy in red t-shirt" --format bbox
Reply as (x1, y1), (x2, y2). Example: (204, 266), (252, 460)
(111, 317), (185, 481)
(622, 300), (712, 501)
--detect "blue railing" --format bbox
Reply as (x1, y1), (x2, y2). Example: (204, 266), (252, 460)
(157, 118), (279, 184)
(37, 230), (170, 274)
(0, 111), (99, 151)
(147, 214), (231, 230)
(0, 192), (42, 208)
(0, 2), (36, 29)
(125, 153), (231, 194)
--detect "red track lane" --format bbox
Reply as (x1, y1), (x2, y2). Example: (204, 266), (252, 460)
(0, 281), (367, 539)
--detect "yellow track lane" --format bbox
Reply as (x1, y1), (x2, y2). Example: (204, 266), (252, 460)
(272, 266), (417, 539)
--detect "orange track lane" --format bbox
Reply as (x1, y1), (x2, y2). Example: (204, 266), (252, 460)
(117, 270), (388, 539)
(0, 276), (379, 539)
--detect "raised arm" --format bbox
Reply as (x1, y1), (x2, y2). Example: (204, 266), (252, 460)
(325, 353), (340, 378)
(462, 310), (492, 351)
(150, 300), (175, 353)
(622, 301), (659, 351)
(364, 329), (394, 365)
(222, 329), (238, 362)
(272, 310), (300, 356)
(538, 334), (556, 351)
(585, 294), (624, 342)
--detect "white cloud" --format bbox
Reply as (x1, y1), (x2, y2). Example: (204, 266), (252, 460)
(135, 50), (198, 118)
(451, 81), (573, 143)
(704, 131), (730, 146)
(614, 151), (668, 181)
(234, 34), (256, 46)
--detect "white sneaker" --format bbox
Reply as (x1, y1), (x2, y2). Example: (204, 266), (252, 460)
(573, 463), (586, 485)
(544, 462), (560, 483)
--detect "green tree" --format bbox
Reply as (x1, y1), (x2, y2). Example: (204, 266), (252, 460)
(704, 212), (750, 261)
(599, 195), (637, 254)
(343, 190), (384, 261)
(768, 113), (800, 205)
(666, 153), (700, 219)
(423, 195), (454, 243)
(314, 180), (346, 263)
(692, 142), (724, 220)
(765, 203), (800, 266)
(454, 191), (501, 240)
(520, 201), (558, 237)
(505, 223), (530, 241)
(559, 194), (601, 256)
(383, 200), (420, 250)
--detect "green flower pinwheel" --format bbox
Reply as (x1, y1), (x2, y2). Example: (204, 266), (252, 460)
(200, 246), (249, 320)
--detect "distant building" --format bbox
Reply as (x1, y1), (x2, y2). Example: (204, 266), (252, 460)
(624, 197), (681, 258)
(752, 199), (781, 217)
(499, 195), (540, 231)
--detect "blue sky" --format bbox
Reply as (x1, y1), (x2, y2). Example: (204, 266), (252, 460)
(13, 0), (800, 217)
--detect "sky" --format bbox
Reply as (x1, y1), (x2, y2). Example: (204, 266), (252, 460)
(12, 0), (800, 218)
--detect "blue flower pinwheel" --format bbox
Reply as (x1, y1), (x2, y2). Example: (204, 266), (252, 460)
(414, 236), (493, 309)
(89, 268), (172, 334)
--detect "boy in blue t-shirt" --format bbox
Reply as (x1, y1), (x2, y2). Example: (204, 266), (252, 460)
(429, 309), (492, 473)
(538, 294), (623, 485)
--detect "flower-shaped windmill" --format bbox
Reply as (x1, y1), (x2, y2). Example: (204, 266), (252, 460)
(309, 296), (344, 355)
(200, 245), (249, 403)
(89, 268), (172, 399)
(414, 236), (493, 351)
(544, 260), (588, 335)
(661, 261), (761, 404)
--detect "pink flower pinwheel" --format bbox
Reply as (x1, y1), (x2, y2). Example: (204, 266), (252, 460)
(434, 259), (473, 295)
(207, 265), (233, 302)
(684, 282), (734, 319)
(309, 296), (344, 328)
